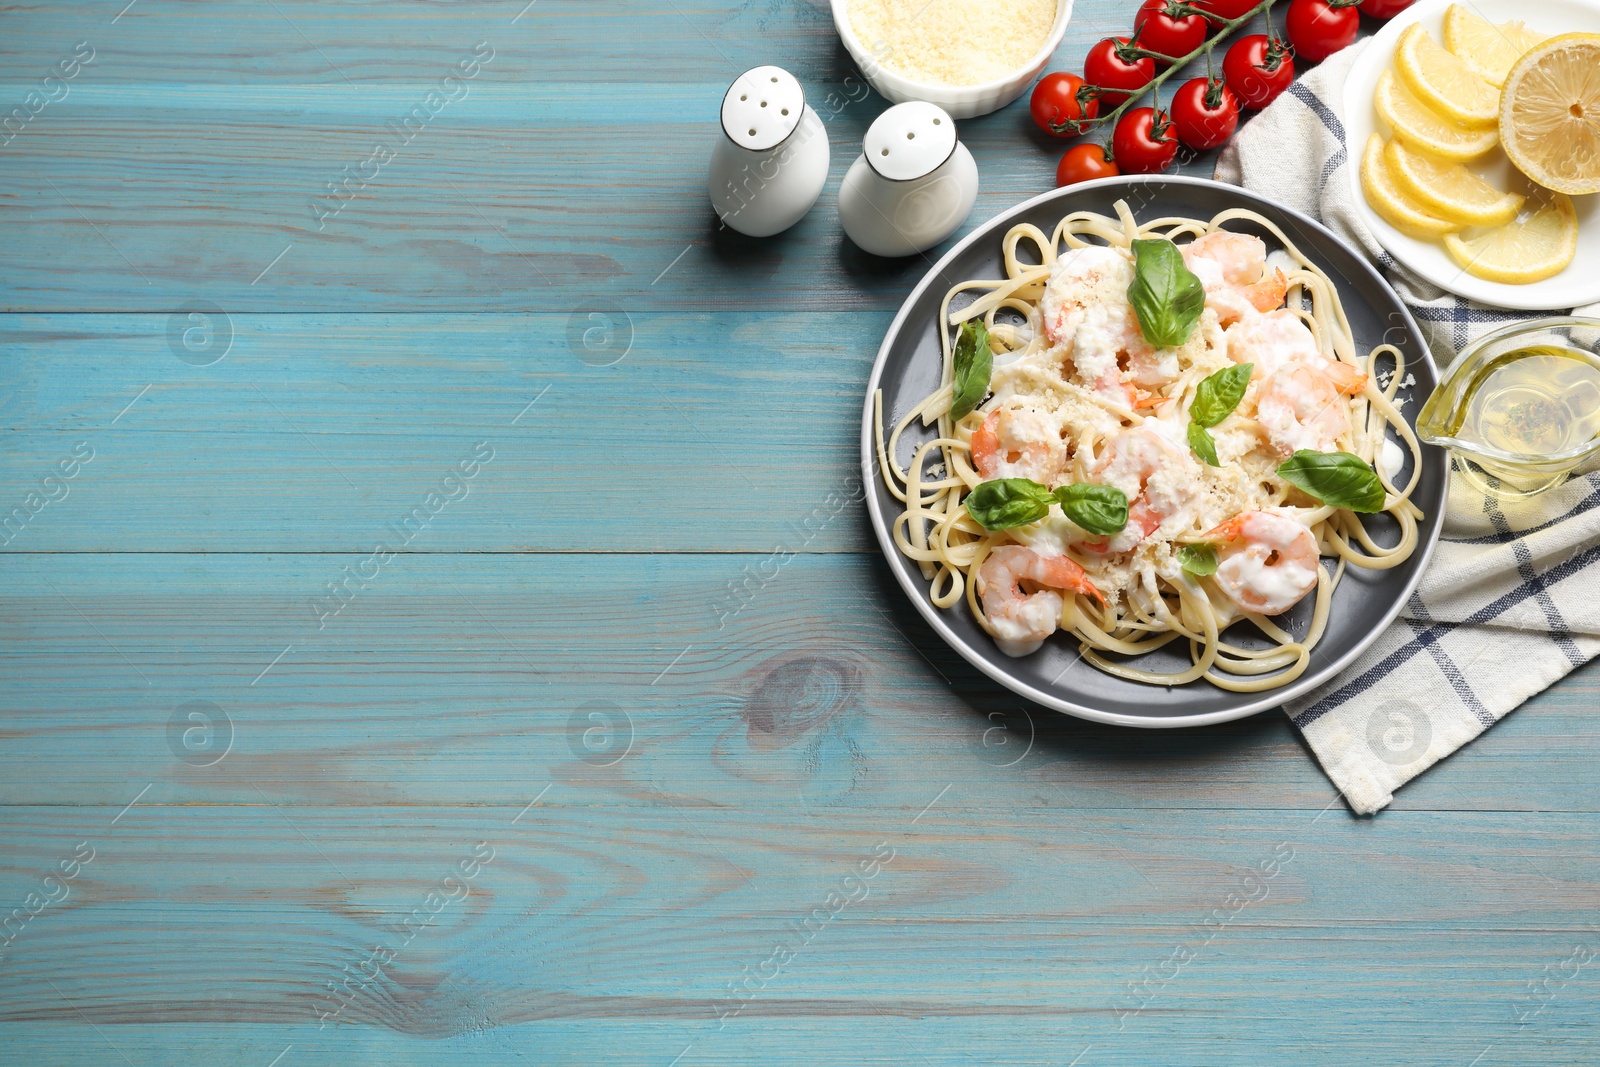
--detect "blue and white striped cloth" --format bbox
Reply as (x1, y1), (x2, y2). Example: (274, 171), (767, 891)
(1216, 41), (1600, 815)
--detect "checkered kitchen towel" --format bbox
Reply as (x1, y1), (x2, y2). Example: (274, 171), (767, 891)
(1215, 40), (1600, 815)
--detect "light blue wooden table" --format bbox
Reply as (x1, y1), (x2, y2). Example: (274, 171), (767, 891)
(3, 2), (1597, 1064)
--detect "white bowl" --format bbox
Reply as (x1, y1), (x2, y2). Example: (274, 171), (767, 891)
(831, 0), (1074, 120)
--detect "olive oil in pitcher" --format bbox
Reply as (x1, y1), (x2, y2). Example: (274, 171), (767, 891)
(1418, 319), (1600, 499)
(1456, 346), (1600, 456)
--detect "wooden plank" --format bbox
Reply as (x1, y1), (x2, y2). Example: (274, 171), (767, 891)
(0, 311), (883, 552)
(0, 802), (1594, 1065)
(0, 87), (1068, 312)
(3, 0), (846, 85)
(3, 551), (1597, 811)
(1, 0), (1207, 88)
(0, 0), (1270, 313)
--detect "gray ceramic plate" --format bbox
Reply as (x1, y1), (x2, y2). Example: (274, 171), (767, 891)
(860, 176), (1448, 728)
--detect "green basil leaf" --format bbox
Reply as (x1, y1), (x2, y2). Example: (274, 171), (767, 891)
(1053, 483), (1128, 536)
(964, 477), (1053, 530)
(1175, 543), (1218, 576)
(1187, 421), (1220, 467)
(1190, 362), (1254, 428)
(1276, 450), (1387, 512)
(950, 319), (992, 421)
(1127, 238), (1206, 348)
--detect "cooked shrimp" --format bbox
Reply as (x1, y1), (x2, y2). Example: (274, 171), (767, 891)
(1204, 510), (1320, 615)
(1182, 231), (1288, 326)
(970, 407), (1068, 483)
(1040, 245), (1132, 346)
(1225, 309), (1323, 378)
(977, 545), (1104, 657)
(1091, 425), (1199, 553)
(1124, 344), (1180, 389)
(1063, 301), (1153, 408)
(1255, 361), (1368, 456)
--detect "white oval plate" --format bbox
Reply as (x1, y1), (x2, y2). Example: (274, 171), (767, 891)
(1343, 0), (1600, 310)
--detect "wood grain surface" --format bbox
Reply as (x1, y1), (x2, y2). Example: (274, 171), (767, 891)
(3, 1), (1597, 1065)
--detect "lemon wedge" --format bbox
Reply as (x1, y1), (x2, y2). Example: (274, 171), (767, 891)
(1442, 4), (1549, 87)
(1360, 134), (1460, 239)
(1384, 137), (1524, 227)
(1395, 23), (1500, 128)
(1499, 33), (1600, 194)
(1444, 193), (1577, 283)
(1375, 69), (1498, 162)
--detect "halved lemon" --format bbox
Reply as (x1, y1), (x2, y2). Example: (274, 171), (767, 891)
(1443, 193), (1577, 283)
(1374, 69), (1498, 162)
(1394, 23), (1500, 128)
(1360, 134), (1460, 239)
(1442, 4), (1548, 87)
(1499, 33), (1600, 194)
(1384, 137), (1524, 227)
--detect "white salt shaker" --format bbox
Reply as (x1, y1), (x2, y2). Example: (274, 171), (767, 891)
(838, 102), (979, 258)
(708, 66), (830, 237)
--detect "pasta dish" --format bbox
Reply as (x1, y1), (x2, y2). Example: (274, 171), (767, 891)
(873, 200), (1424, 692)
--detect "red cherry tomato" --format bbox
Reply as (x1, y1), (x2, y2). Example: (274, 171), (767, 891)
(1286, 0), (1360, 63)
(1223, 34), (1296, 110)
(1112, 107), (1179, 174)
(1056, 142), (1121, 186)
(1084, 37), (1155, 108)
(1358, 0), (1413, 17)
(1192, 0), (1260, 20)
(1133, 0), (1208, 66)
(1030, 72), (1099, 137)
(1170, 76), (1240, 150)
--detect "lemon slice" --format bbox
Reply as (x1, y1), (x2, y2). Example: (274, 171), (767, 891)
(1444, 193), (1577, 283)
(1442, 4), (1549, 87)
(1395, 23), (1500, 128)
(1360, 134), (1460, 239)
(1499, 33), (1600, 194)
(1384, 137), (1524, 226)
(1375, 69), (1498, 162)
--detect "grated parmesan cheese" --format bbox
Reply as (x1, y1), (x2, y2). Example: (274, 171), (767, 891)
(846, 0), (1058, 87)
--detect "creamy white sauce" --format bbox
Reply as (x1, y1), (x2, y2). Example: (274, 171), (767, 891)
(989, 591), (1062, 657)
(1017, 513), (1077, 557)
(1216, 552), (1316, 612)
(1379, 437), (1405, 481)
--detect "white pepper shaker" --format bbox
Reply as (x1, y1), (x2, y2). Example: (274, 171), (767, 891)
(838, 102), (979, 258)
(708, 66), (830, 237)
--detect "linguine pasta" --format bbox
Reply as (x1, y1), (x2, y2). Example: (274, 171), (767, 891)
(873, 200), (1424, 692)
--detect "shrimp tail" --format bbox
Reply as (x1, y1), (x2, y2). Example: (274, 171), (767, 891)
(1074, 577), (1107, 609)
(1202, 516), (1246, 543)
(1326, 361), (1369, 396)
(1243, 267), (1288, 313)
(1132, 388), (1163, 409)
(1045, 554), (1107, 607)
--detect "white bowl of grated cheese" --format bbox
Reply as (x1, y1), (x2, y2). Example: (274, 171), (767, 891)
(832, 0), (1073, 120)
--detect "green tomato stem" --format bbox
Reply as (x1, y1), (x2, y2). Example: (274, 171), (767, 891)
(1080, 0), (1282, 134)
